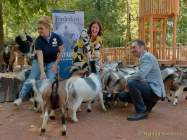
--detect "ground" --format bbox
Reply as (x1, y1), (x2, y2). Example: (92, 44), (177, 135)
(0, 95), (187, 140)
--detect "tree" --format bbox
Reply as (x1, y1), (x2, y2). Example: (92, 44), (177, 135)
(125, 0), (131, 45)
(0, 1), (3, 49)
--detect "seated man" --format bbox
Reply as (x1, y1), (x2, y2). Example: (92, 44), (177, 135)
(117, 39), (166, 121)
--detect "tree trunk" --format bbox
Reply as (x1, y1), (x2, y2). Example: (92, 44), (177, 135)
(125, 0), (131, 45)
(0, 1), (4, 50)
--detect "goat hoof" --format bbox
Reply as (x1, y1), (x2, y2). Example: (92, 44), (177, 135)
(91, 100), (95, 104)
(41, 128), (46, 133)
(173, 102), (178, 106)
(72, 118), (78, 123)
(103, 108), (107, 112)
(124, 102), (128, 107)
(106, 105), (111, 110)
(87, 109), (92, 112)
(61, 131), (67, 136)
(49, 116), (56, 120)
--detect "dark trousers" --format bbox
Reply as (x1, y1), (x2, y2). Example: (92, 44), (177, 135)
(118, 79), (160, 113)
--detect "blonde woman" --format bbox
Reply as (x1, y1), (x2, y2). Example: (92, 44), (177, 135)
(14, 16), (64, 106)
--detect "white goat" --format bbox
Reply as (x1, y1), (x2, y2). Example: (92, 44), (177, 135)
(64, 73), (107, 122)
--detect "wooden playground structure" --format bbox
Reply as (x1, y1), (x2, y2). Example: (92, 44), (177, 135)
(101, 0), (187, 66)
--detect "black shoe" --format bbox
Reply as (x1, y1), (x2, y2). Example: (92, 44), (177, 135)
(127, 112), (148, 121)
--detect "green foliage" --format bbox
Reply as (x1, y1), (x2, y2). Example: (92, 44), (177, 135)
(177, 0), (187, 44)
(1, 0), (187, 46)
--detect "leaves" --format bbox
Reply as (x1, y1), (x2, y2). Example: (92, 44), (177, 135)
(1, 0), (187, 46)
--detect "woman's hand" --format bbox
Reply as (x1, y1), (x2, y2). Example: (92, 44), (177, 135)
(51, 63), (58, 73)
(87, 51), (92, 60)
(40, 72), (47, 80)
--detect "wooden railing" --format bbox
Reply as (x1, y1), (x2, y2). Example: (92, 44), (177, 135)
(100, 47), (138, 65)
(101, 46), (187, 66)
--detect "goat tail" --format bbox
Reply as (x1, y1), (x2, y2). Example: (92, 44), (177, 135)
(65, 78), (75, 104)
(50, 79), (59, 109)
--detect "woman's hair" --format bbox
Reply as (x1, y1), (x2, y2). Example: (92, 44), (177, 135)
(87, 20), (103, 36)
(37, 16), (51, 29)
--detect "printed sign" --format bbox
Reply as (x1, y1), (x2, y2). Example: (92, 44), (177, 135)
(52, 10), (84, 79)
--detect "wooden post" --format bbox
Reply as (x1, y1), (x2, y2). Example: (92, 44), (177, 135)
(153, 31), (157, 57)
(159, 19), (163, 59)
(173, 16), (177, 63)
(150, 16), (154, 54)
(139, 18), (142, 39)
(162, 18), (167, 59)
(142, 18), (145, 42)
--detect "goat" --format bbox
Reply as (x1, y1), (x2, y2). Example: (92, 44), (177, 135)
(170, 68), (187, 105)
(30, 79), (67, 136)
(62, 61), (106, 122)
(3, 44), (16, 72)
(63, 73), (107, 122)
(101, 64), (137, 108)
(161, 67), (187, 105)
(29, 63), (90, 136)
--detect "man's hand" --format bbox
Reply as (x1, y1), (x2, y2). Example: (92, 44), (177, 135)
(87, 51), (92, 60)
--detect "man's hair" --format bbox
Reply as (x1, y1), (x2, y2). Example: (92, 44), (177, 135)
(132, 39), (145, 47)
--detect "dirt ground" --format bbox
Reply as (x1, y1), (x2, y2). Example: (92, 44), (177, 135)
(0, 94), (187, 140)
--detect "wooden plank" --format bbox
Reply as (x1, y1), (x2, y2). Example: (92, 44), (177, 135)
(172, 16), (177, 61)
(139, 0), (179, 17)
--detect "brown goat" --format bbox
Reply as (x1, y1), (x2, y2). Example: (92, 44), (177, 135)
(3, 44), (16, 72)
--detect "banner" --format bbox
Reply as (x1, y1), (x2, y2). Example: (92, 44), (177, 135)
(52, 10), (84, 79)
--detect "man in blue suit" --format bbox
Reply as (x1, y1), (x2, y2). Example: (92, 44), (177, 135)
(118, 39), (166, 121)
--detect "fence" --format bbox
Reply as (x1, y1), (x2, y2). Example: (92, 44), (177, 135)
(100, 46), (187, 66)
(100, 47), (138, 65)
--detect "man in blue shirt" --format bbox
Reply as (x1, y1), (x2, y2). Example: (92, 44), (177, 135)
(117, 39), (166, 121)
